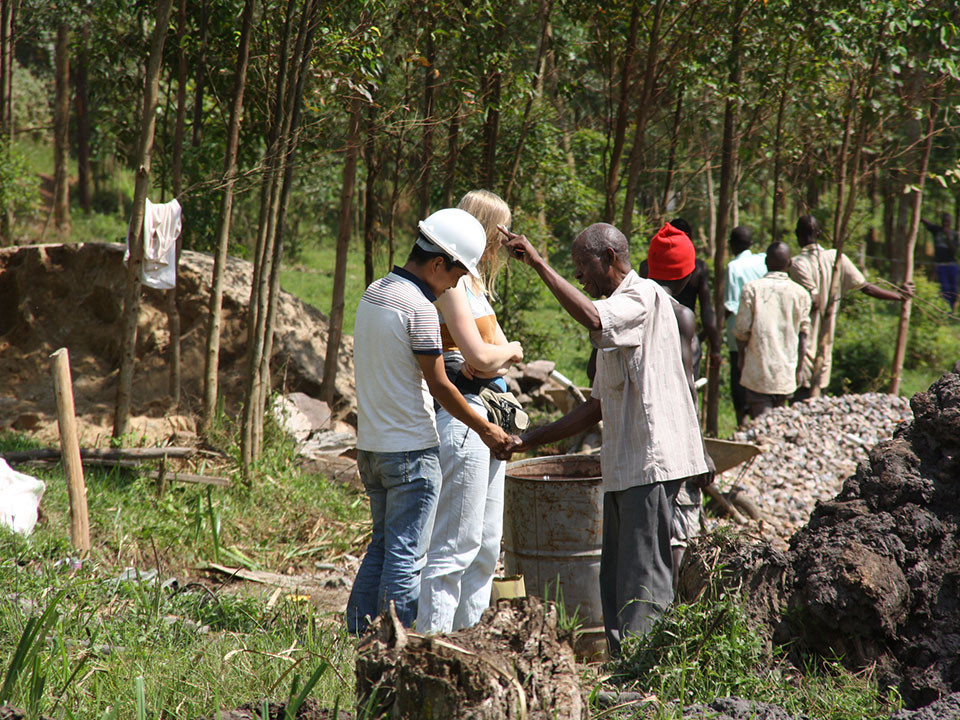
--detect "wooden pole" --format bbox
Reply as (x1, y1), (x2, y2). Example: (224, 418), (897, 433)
(51, 348), (90, 553)
(890, 95), (938, 395)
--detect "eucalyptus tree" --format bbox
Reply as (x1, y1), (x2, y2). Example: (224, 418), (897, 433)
(113, 0), (176, 439)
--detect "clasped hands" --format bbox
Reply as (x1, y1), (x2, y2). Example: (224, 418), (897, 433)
(493, 434), (525, 461)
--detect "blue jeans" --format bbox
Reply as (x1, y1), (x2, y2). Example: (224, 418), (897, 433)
(346, 447), (441, 634)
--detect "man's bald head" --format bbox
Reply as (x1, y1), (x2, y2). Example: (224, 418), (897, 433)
(766, 241), (791, 272)
(574, 222), (630, 263)
(796, 215), (820, 246)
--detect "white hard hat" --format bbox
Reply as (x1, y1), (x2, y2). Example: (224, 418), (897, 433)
(417, 208), (486, 279)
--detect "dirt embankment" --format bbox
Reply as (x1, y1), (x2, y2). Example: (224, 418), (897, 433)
(0, 242), (355, 445)
(685, 363), (960, 710)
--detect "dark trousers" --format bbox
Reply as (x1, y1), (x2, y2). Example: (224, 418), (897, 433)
(745, 387), (788, 419)
(600, 479), (682, 657)
(936, 262), (959, 310)
(729, 351), (747, 424)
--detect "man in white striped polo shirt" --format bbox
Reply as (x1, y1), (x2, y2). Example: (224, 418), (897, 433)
(346, 208), (515, 635)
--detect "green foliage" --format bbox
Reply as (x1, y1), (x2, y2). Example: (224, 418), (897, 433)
(605, 586), (898, 720)
(905, 273), (960, 372)
(0, 143), (40, 223)
(830, 293), (893, 394)
(611, 590), (772, 704)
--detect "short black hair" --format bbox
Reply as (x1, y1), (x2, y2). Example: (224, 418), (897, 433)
(669, 218), (692, 235)
(730, 225), (753, 253)
(408, 234), (465, 272)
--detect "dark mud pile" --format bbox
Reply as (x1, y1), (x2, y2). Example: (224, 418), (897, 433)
(786, 365), (960, 708)
(683, 365), (960, 712)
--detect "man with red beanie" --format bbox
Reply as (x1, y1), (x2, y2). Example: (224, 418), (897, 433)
(639, 220), (722, 379)
(645, 224), (715, 590)
(498, 221), (711, 656)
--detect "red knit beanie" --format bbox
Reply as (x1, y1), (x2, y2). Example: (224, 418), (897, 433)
(647, 223), (696, 281)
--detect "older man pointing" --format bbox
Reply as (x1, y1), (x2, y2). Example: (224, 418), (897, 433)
(499, 222), (711, 656)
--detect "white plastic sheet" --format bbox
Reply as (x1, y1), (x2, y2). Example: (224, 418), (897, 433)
(0, 458), (46, 535)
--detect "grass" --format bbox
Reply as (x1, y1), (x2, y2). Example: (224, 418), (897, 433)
(0, 417), (367, 717)
(603, 586), (901, 720)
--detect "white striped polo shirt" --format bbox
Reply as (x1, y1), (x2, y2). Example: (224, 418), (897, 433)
(354, 266), (443, 452)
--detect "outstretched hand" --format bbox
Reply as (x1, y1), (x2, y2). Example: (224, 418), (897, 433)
(498, 225), (541, 268)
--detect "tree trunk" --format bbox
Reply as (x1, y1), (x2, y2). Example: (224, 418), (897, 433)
(167, 0), (188, 407)
(704, 129), (716, 256)
(257, 8), (316, 428)
(890, 96), (938, 395)
(661, 85), (683, 213)
(770, 56), (790, 242)
(706, 4), (743, 437)
(321, 94), (362, 406)
(201, 0), (254, 434)
(0, 0), (14, 243)
(416, 24), (436, 219)
(191, 0), (207, 147)
(441, 108), (460, 208)
(619, 0), (665, 238)
(363, 105), (380, 287)
(505, 0), (553, 206)
(113, 0), (176, 439)
(53, 22), (70, 234)
(482, 70), (501, 189)
(75, 23), (92, 213)
(241, 0), (308, 472)
(601, 2), (640, 223)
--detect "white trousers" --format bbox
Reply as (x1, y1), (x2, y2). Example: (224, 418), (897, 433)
(417, 398), (505, 633)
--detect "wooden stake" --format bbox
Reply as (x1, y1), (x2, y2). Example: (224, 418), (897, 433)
(51, 348), (90, 553)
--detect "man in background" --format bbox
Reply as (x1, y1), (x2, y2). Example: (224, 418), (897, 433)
(789, 215), (911, 400)
(921, 212), (958, 311)
(639, 218), (722, 379)
(735, 242), (810, 418)
(723, 226), (767, 425)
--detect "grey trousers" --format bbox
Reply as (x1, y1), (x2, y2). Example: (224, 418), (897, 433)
(600, 479), (683, 657)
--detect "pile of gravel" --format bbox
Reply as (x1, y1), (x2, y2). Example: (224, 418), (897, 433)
(723, 393), (913, 545)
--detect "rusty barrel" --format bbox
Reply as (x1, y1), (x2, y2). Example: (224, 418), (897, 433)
(503, 454), (605, 658)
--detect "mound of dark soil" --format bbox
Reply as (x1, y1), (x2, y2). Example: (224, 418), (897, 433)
(786, 364), (960, 708)
(0, 243), (355, 445)
(683, 364), (960, 711)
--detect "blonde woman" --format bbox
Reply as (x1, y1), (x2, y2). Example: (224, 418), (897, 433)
(417, 190), (524, 633)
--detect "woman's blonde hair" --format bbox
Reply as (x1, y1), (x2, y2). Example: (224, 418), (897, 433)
(457, 189), (511, 298)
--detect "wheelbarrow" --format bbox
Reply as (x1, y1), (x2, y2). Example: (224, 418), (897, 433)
(702, 438), (762, 523)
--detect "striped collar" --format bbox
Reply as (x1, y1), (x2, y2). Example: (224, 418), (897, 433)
(391, 265), (437, 302)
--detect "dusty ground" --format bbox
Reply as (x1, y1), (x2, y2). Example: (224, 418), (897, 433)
(0, 242), (355, 446)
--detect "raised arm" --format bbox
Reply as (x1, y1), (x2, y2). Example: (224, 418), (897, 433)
(499, 226), (601, 331)
(435, 283), (522, 374)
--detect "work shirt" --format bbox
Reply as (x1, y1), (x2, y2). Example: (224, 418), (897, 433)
(723, 249), (768, 348)
(788, 244), (866, 389)
(734, 271), (811, 396)
(354, 267), (442, 453)
(590, 271), (709, 493)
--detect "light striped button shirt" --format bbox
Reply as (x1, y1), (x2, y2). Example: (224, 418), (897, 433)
(590, 271), (709, 493)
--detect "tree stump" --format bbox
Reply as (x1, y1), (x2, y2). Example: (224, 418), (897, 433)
(356, 597), (584, 719)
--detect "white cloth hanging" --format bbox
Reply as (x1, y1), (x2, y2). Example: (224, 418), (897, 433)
(136, 198), (182, 290)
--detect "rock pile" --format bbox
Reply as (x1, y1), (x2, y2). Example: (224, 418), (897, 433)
(729, 393), (914, 544)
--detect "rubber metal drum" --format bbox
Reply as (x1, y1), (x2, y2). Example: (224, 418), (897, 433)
(503, 454), (605, 658)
